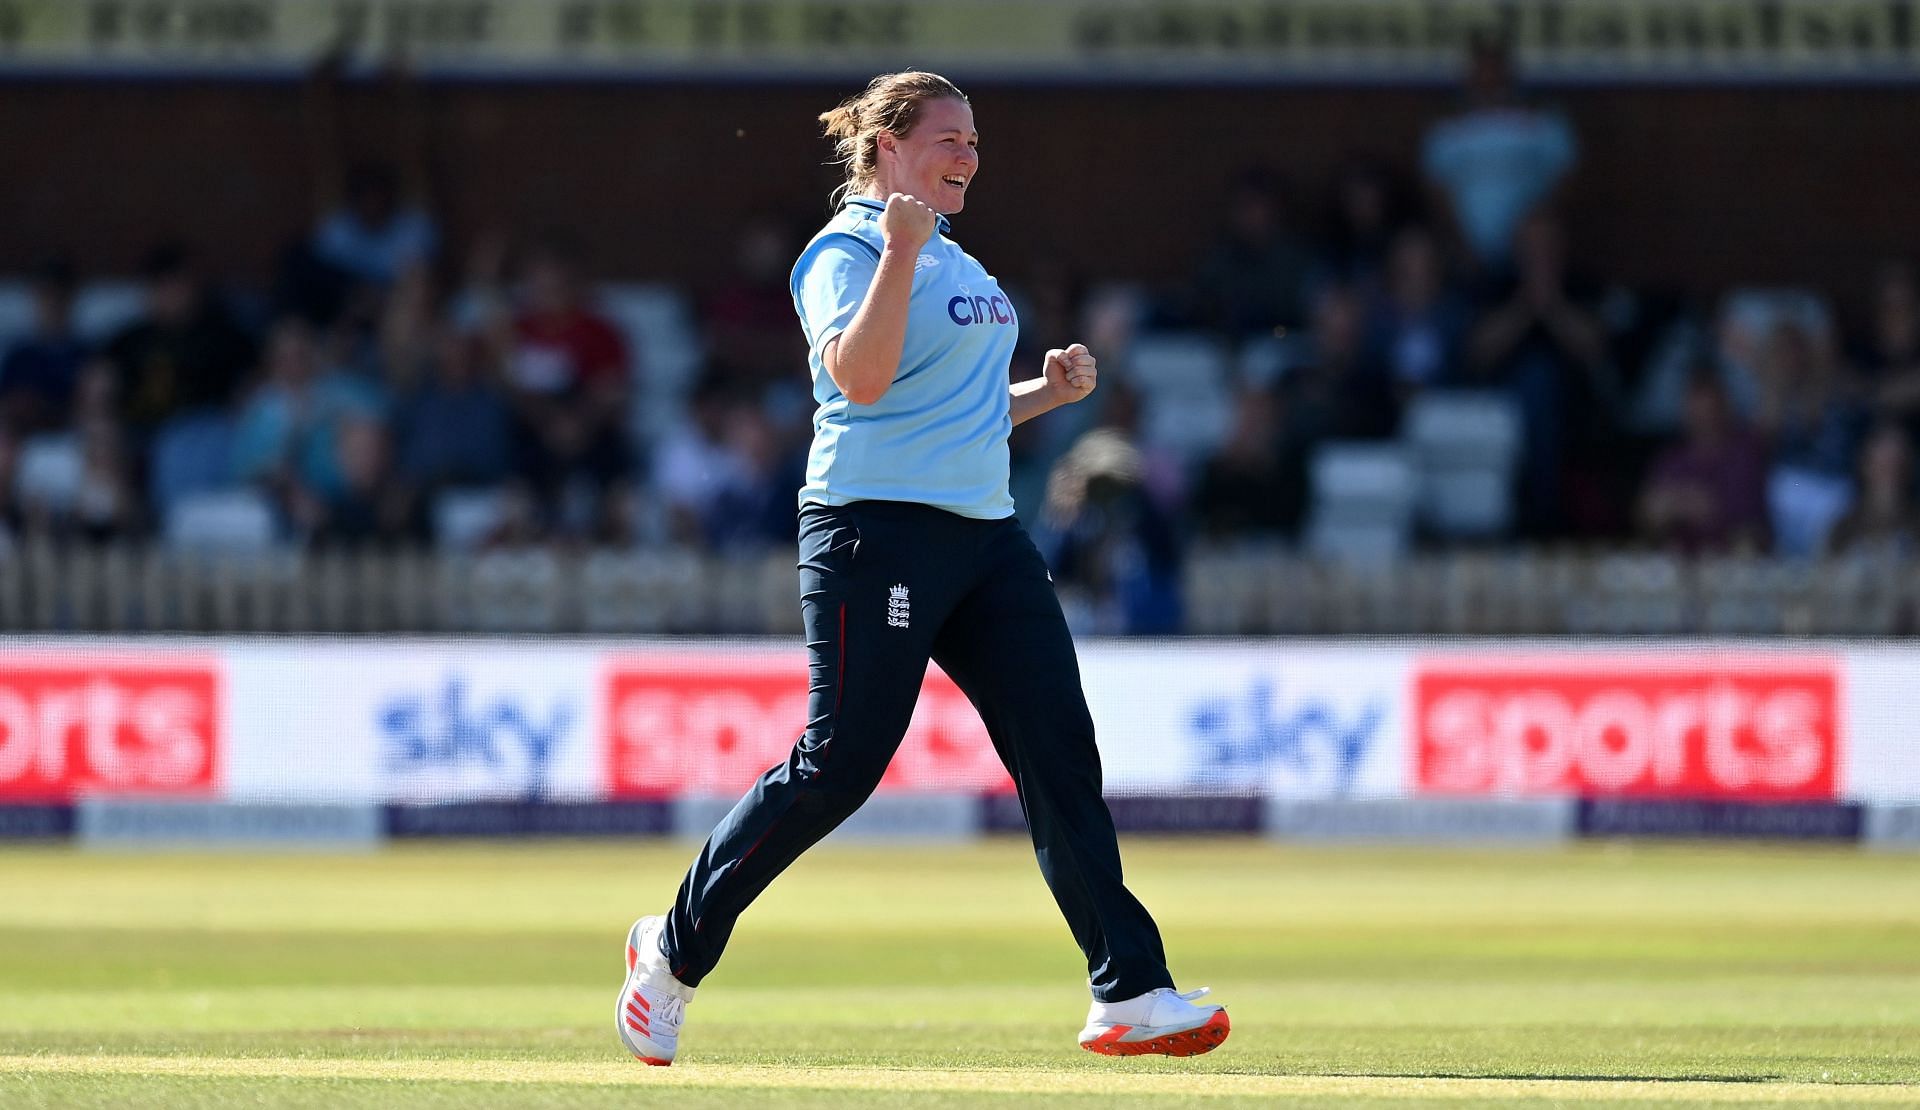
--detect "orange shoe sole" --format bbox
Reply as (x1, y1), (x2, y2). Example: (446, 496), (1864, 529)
(1080, 1009), (1230, 1057)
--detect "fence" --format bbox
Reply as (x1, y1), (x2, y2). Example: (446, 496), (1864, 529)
(0, 541), (1916, 636)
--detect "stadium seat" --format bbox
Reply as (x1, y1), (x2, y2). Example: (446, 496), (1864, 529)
(433, 486), (508, 553)
(1304, 442), (1416, 565)
(148, 412), (236, 518)
(1768, 466), (1853, 559)
(1235, 332), (1309, 387)
(1403, 391), (1522, 539)
(1143, 380), (1233, 460)
(71, 280), (145, 343)
(13, 433), (84, 513)
(0, 280), (34, 347)
(165, 489), (279, 553)
(1122, 332), (1228, 393)
(599, 283), (704, 395)
(600, 283), (707, 457)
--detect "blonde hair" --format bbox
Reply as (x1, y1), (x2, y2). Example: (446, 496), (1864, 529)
(818, 70), (968, 205)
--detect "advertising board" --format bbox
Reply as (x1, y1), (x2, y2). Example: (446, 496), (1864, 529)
(0, 653), (221, 801)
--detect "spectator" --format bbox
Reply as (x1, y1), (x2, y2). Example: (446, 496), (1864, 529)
(1285, 283), (1397, 443)
(1713, 288), (1832, 421)
(1361, 225), (1471, 400)
(104, 244), (256, 436)
(1317, 157), (1414, 295)
(1466, 210), (1617, 536)
(1858, 259), (1920, 450)
(1638, 375), (1768, 555)
(1755, 319), (1869, 556)
(652, 376), (743, 547)
(1827, 423), (1920, 560)
(232, 317), (384, 534)
(1185, 169), (1312, 340)
(704, 403), (804, 552)
(303, 53), (438, 291)
(1036, 428), (1183, 635)
(71, 415), (140, 542)
(396, 325), (515, 492)
(702, 218), (803, 393)
(0, 258), (87, 434)
(1191, 387), (1304, 542)
(380, 262), (442, 393)
(1422, 34), (1576, 272)
(497, 238), (635, 536)
(308, 413), (413, 546)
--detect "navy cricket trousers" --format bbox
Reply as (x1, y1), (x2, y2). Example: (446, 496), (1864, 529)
(660, 500), (1175, 1002)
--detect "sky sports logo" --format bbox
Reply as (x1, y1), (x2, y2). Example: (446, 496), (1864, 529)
(1414, 658), (1841, 801)
(1186, 676), (1384, 795)
(604, 658), (1007, 798)
(378, 675), (574, 800)
(0, 660), (220, 800)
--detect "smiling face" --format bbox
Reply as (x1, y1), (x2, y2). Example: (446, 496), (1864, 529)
(873, 97), (978, 214)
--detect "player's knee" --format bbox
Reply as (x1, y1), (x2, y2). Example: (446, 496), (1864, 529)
(788, 736), (886, 813)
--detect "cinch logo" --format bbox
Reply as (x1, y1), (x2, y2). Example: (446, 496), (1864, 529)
(1187, 677), (1384, 796)
(378, 675), (573, 799)
(1414, 657), (1841, 801)
(948, 292), (1016, 327)
(0, 659), (220, 800)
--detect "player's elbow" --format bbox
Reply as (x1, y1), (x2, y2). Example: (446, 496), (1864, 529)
(827, 359), (888, 405)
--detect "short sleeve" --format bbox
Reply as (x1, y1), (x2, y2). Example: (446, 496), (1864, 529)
(792, 233), (880, 358)
(1537, 112), (1577, 178)
(1421, 119), (1461, 185)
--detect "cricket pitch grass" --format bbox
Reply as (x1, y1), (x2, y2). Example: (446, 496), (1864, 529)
(1, 838), (1915, 1107)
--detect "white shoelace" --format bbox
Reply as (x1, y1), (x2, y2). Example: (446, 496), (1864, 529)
(655, 994), (685, 1030)
(1175, 987), (1211, 1003)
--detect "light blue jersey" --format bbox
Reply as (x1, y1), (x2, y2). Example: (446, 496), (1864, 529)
(790, 196), (1018, 519)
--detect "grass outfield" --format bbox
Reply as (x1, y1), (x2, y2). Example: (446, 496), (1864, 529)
(0, 839), (1916, 1108)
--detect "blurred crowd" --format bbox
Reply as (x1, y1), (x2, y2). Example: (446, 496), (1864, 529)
(2, 41), (1917, 634)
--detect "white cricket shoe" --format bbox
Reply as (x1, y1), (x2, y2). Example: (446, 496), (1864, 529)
(1079, 986), (1230, 1057)
(616, 915), (695, 1065)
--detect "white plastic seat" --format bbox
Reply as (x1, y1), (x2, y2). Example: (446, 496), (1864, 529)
(14, 433), (84, 513)
(599, 283), (704, 397)
(1404, 391), (1522, 468)
(165, 489), (278, 553)
(1123, 332), (1228, 393)
(1143, 382), (1232, 460)
(1305, 442), (1415, 564)
(433, 486), (508, 552)
(0, 280), (35, 347)
(1403, 390), (1522, 539)
(72, 281), (145, 343)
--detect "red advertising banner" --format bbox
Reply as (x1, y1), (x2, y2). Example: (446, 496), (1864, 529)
(0, 659), (222, 800)
(605, 654), (1011, 798)
(1415, 657), (1841, 801)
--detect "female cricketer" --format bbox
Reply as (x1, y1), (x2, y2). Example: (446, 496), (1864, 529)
(616, 70), (1229, 1065)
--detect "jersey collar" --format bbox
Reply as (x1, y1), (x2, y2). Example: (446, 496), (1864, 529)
(843, 195), (953, 237)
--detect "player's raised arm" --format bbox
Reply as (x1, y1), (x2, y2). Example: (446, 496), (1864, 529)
(824, 193), (938, 405)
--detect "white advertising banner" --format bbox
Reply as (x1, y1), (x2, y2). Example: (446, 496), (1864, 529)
(223, 643), (604, 803)
(1079, 644), (1408, 798)
(1839, 645), (1920, 805)
(0, 637), (1914, 806)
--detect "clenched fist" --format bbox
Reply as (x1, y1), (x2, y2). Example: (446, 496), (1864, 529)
(1044, 343), (1098, 405)
(879, 192), (939, 253)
